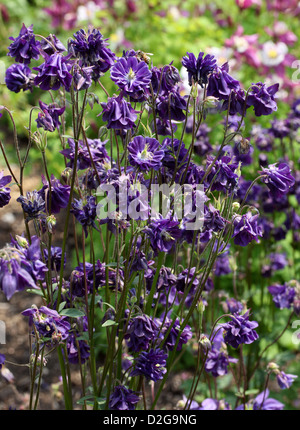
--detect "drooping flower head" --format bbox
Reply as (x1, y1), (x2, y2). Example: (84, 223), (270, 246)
(124, 314), (159, 353)
(260, 163), (295, 198)
(36, 101), (65, 132)
(5, 63), (35, 93)
(100, 94), (138, 130)
(22, 305), (70, 346)
(127, 135), (164, 171)
(268, 283), (296, 310)
(221, 310), (259, 348)
(145, 215), (182, 254)
(17, 190), (46, 221)
(33, 52), (73, 91)
(207, 62), (241, 101)
(110, 55), (152, 101)
(246, 82), (279, 116)
(7, 23), (40, 64)
(40, 174), (71, 214)
(232, 211), (262, 247)
(109, 385), (140, 410)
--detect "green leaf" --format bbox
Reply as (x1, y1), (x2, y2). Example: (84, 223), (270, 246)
(102, 319), (118, 327)
(26, 289), (44, 297)
(59, 308), (85, 318)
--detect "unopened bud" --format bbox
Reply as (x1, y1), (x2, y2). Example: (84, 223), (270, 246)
(199, 334), (212, 350)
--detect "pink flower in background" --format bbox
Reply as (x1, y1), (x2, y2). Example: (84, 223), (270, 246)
(225, 26), (261, 68)
(265, 21), (298, 46)
(235, 0), (262, 10)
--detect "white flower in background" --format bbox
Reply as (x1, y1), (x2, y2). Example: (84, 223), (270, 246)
(207, 46), (236, 68)
(232, 36), (249, 53)
(260, 41), (288, 67)
(77, 1), (101, 22)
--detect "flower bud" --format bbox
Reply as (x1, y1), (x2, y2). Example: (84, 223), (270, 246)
(199, 334), (212, 350)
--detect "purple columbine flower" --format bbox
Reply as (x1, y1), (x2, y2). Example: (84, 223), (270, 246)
(40, 174), (71, 214)
(109, 385), (140, 411)
(72, 64), (93, 91)
(232, 211), (263, 247)
(221, 310), (259, 349)
(36, 101), (65, 132)
(205, 155), (239, 193)
(110, 55), (152, 101)
(66, 332), (90, 364)
(68, 28), (116, 78)
(276, 371), (298, 390)
(205, 348), (238, 377)
(61, 137), (109, 170)
(0, 171), (12, 208)
(33, 52), (73, 91)
(246, 82), (279, 116)
(39, 34), (66, 55)
(100, 94), (138, 130)
(260, 163), (295, 198)
(22, 305), (70, 345)
(155, 86), (187, 122)
(130, 348), (168, 382)
(71, 196), (98, 237)
(5, 63), (35, 93)
(127, 135), (164, 171)
(207, 62), (241, 100)
(7, 23), (40, 64)
(17, 190), (46, 221)
(145, 216), (182, 254)
(124, 314), (159, 353)
(268, 283), (296, 309)
(182, 51), (217, 87)
(160, 317), (193, 352)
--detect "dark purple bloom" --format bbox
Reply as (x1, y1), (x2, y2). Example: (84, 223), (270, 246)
(41, 174), (71, 214)
(7, 23), (40, 64)
(246, 82), (279, 116)
(269, 118), (290, 139)
(276, 371), (297, 390)
(260, 163), (295, 198)
(232, 212), (263, 246)
(292, 99), (300, 117)
(0, 171), (12, 208)
(0, 258), (36, 300)
(151, 63), (182, 95)
(61, 137), (109, 170)
(17, 190), (46, 221)
(155, 86), (187, 122)
(145, 216), (182, 254)
(71, 196), (98, 237)
(43, 246), (65, 272)
(269, 252), (288, 271)
(66, 332), (90, 364)
(128, 135), (164, 171)
(268, 283), (296, 309)
(109, 385), (140, 410)
(182, 51), (217, 87)
(33, 53), (73, 91)
(72, 64), (93, 91)
(160, 317), (192, 351)
(207, 62), (241, 100)
(68, 28), (116, 78)
(22, 305), (70, 345)
(36, 101), (65, 132)
(100, 94), (138, 130)
(5, 63), (35, 93)
(222, 87), (247, 116)
(110, 56), (152, 101)
(205, 155), (239, 193)
(130, 348), (168, 382)
(39, 34), (66, 55)
(221, 310), (259, 348)
(205, 348), (238, 377)
(124, 314), (159, 352)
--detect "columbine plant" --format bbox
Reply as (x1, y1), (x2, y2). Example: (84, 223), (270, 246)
(0, 23), (297, 411)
